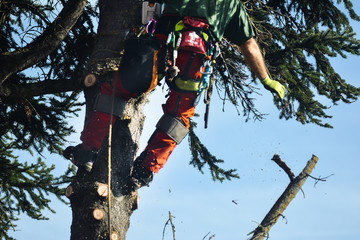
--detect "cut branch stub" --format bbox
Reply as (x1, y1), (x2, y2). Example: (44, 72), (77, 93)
(96, 182), (109, 197)
(65, 184), (74, 198)
(131, 192), (140, 211)
(93, 208), (105, 220)
(111, 232), (119, 240)
(84, 73), (98, 87)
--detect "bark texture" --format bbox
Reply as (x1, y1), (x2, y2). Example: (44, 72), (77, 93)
(68, 96), (148, 240)
(67, 0), (145, 239)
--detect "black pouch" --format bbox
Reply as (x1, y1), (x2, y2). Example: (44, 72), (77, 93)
(120, 34), (161, 94)
(154, 14), (183, 35)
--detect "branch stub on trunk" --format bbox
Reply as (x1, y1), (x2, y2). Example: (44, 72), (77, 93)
(111, 232), (119, 240)
(65, 184), (74, 198)
(93, 208), (105, 220)
(96, 182), (109, 197)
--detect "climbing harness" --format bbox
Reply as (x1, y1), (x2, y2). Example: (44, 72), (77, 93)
(163, 16), (215, 90)
(104, 14), (219, 233)
(160, 16), (220, 128)
(165, 17), (210, 64)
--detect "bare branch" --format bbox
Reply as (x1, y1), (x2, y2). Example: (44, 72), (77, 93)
(169, 211), (176, 240)
(202, 232), (216, 240)
(249, 155), (319, 240)
(0, 78), (82, 100)
(162, 211), (176, 240)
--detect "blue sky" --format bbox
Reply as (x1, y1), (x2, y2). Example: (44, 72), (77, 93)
(10, 2), (360, 240)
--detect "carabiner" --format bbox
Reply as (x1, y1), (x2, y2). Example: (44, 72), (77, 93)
(199, 60), (213, 75)
(146, 18), (157, 35)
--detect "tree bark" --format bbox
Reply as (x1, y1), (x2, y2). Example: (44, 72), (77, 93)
(249, 155), (319, 240)
(68, 96), (148, 240)
(67, 0), (145, 239)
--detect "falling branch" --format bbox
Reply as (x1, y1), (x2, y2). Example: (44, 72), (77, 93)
(248, 154), (319, 240)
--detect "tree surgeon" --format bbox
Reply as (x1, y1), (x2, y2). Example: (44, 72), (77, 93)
(64, 0), (285, 192)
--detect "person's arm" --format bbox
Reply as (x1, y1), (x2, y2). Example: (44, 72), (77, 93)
(240, 38), (285, 99)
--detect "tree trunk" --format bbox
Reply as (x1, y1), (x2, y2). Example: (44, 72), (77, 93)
(66, 1), (145, 239)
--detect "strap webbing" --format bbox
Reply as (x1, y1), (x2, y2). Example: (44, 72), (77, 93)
(93, 93), (126, 118)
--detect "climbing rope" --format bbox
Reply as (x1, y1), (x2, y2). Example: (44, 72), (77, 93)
(107, 72), (119, 239)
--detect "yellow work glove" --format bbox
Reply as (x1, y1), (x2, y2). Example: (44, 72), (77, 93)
(261, 76), (285, 100)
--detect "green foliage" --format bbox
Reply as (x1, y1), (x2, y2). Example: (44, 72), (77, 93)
(218, 0), (360, 127)
(0, 137), (75, 239)
(214, 40), (265, 122)
(1, 0), (360, 237)
(0, 0), (96, 236)
(0, 0), (61, 56)
(188, 118), (239, 182)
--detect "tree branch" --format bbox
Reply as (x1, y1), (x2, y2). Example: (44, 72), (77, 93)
(0, 78), (82, 100)
(0, 0), (87, 85)
(249, 154), (319, 240)
(271, 154), (295, 180)
(162, 211), (176, 240)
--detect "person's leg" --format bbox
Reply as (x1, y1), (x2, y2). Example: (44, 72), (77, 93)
(142, 90), (196, 172)
(63, 72), (136, 170)
(127, 89), (197, 190)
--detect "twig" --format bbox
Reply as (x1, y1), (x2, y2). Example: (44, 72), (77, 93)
(279, 214), (288, 224)
(202, 232), (216, 240)
(0, 201), (16, 231)
(202, 232), (211, 240)
(208, 234), (216, 240)
(309, 174), (334, 187)
(162, 219), (170, 240)
(168, 211), (176, 240)
(162, 211), (176, 240)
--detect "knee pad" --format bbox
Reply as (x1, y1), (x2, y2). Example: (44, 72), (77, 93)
(156, 114), (189, 144)
(93, 93), (126, 118)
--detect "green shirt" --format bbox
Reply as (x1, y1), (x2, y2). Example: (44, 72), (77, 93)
(163, 0), (255, 45)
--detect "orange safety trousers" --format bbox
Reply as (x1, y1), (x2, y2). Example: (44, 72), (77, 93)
(142, 90), (196, 173)
(80, 76), (196, 173)
(80, 74), (137, 150)
(81, 32), (201, 173)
